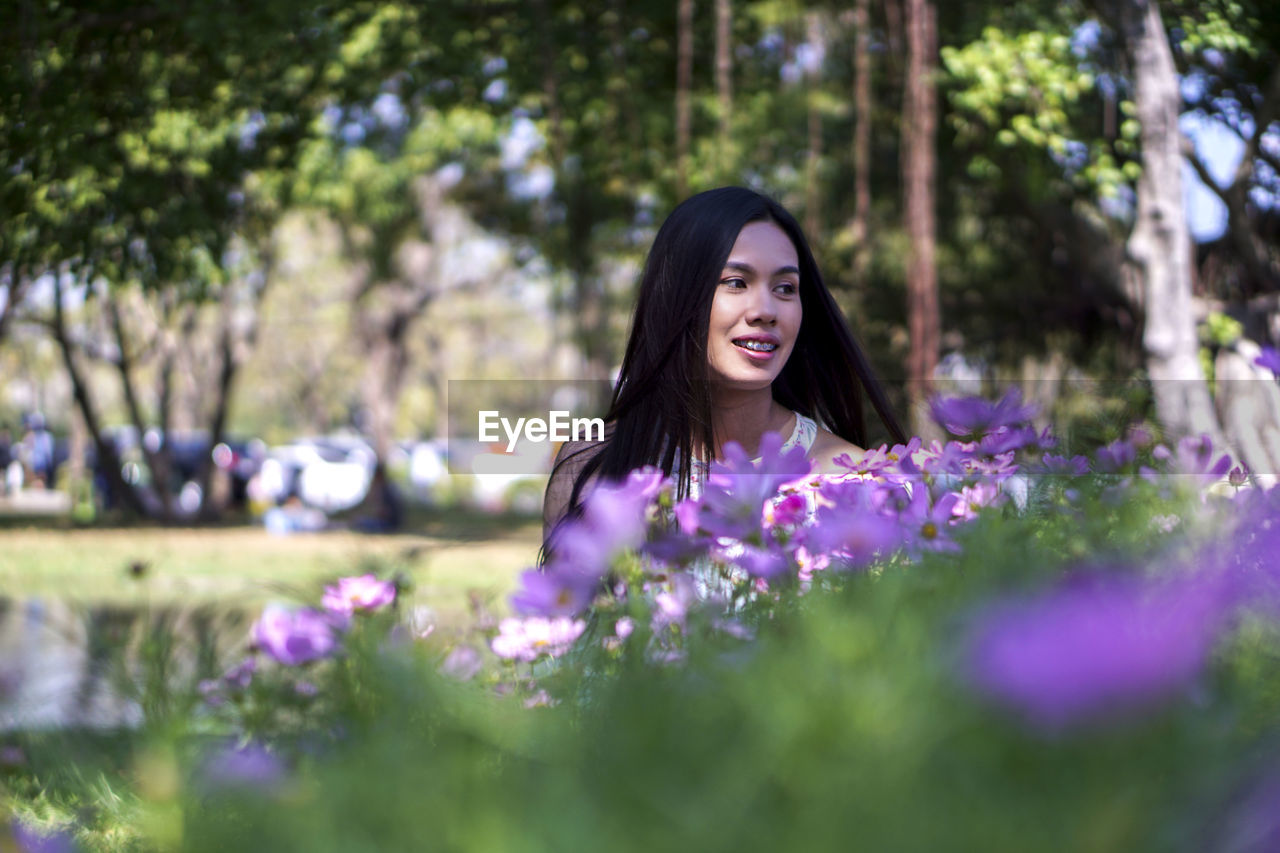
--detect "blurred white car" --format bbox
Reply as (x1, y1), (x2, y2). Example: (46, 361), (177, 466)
(257, 435), (376, 513)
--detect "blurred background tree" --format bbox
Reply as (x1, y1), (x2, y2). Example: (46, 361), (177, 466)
(2, 0), (1278, 518)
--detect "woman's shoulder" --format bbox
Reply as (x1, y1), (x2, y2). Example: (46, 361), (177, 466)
(805, 427), (863, 475)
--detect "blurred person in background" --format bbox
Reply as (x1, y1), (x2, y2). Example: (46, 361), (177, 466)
(23, 413), (56, 489)
(0, 424), (11, 495)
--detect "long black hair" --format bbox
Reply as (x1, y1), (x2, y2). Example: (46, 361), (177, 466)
(549, 186), (904, 536)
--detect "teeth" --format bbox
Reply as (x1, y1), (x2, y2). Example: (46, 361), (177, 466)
(736, 340), (777, 352)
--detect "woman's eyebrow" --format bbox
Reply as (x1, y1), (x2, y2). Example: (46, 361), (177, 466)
(723, 261), (801, 277)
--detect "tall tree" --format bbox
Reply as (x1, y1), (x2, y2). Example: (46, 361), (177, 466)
(676, 0), (696, 198)
(902, 0), (940, 425)
(804, 10), (827, 239)
(716, 0), (734, 175)
(849, 0), (873, 286)
(1120, 0), (1228, 444)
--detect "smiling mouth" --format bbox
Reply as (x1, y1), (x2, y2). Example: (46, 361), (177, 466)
(733, 338), (778, 353)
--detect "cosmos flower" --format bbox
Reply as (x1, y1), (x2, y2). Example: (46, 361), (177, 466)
(1254, 346), (1280, 375)
(321, 574), (396, 624)
(1038, 454), (1090, 476)
(200, 741), (287, 791)
(968, 569), (1233, 728)
(253, 605), (338, 666)
(490, 616), (586, 662)
(1094, 439), (1137, 473)
(929, 388), (1038, 438)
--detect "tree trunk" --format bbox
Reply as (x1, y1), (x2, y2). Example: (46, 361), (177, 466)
(676, 0), (694, 198)
(849, 0), (872, 285)
(902, 0), (939, 432)
(108, 296), (175, 519)
(51, 276), (148, 516)
(1121, 0), (1229, 446)
(1214, 342), (1280, 489)
(883, 0), (903, 80)
(194, 315), (238, 519)
(804, 11), (825, 239)
(715, 0), (732, 176)
(196, 244), (273, 519)
(533, 0), (565, 168)
(0, 262), (32, 348)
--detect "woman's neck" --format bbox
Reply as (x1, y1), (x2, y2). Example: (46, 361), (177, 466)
(709, 387), (793, 459)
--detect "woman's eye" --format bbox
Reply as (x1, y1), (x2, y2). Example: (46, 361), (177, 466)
(775, 281), (798, 296)
(720, 277), (747, 289)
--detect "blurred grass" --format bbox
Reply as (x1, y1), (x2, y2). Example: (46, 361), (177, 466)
(0, 507), (540, 627)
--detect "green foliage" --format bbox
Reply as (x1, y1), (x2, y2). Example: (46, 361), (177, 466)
(942, 17), (1135, 200)
(1203, 311), (1245, 347)
(1176, 0), (1260, 57)
(5, 482), (1279, 851)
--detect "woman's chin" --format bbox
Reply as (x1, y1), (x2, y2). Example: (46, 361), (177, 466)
(709, 374), (780, 394)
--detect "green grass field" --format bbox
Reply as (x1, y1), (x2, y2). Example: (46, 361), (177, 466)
(0, 510), (541, 628)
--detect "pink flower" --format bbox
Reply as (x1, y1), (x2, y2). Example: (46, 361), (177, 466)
(490, 616), (586, 662)
(763, 492), (808, 528)
(321, 574), (396, 623)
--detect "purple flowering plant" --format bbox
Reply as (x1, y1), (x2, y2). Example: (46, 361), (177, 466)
(195, 387), (1267, 754)
(253, 605), (339, 667)
(1255, 345), (1280, 376)
(500, 389), (1063, 664)
(929, 387), (1038, 439)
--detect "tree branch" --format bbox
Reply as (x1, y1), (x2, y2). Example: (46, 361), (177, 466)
(1182, 133), (1229, 204)
(1232, 63), (1280, 188)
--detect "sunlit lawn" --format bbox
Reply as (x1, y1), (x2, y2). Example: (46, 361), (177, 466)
(0, 509), (541, 628)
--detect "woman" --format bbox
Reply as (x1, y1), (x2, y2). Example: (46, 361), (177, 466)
(543, 186), (905, 548)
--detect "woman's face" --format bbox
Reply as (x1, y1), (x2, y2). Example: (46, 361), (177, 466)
(705, 220), (802, 391)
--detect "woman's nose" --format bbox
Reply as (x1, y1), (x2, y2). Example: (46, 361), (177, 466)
(745, 287), (777, 324)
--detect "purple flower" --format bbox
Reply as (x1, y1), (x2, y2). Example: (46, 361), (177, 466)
(223, 656), (256, 689)
(544, 467), (666, 581)
(726, 541), (790, 578)
(968, 451), (1019, 481)
(764, 492), (808, 528)
(201, 741), (287, 791)
(440, 645), (483, 681)
(1154, 434), (1232, 485)
(321, 574), (396, 623)
(1218, 772), (1280, 851)
(673, 498), (701, 534)
(949, 481), (1004, 521)
(929, 388), (1038, 438)
(490, 616), (586, 662)
(1255, 345), (1280, 375)
(900, 489), (961, 555)
(1228, 465), (1249, 487)
(1038, 454), (1090, 476)
(253, 605), (338, 666)
(1094, 439), (1136, 473)
(968, 569), (1232, 728)
(835, 437), (922, 484)
(580, 467), (664, 548)
(524, 689), (557, 708)
(11, 822), (77, 853)
(977, 425), (1042, 456)
(810, 503), (901, 568)
(698, 432), (812, 541)
(509, 567), (598, 617)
